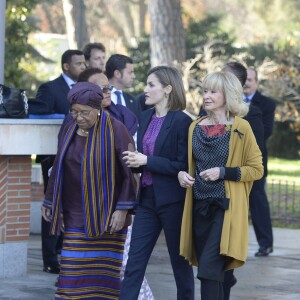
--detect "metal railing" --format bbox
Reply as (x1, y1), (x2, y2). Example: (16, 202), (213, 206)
(267, 179), (300, 227)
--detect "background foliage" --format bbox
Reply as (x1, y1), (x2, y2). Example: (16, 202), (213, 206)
(4, 0), (300, 158)
(5, 0), (39, 89)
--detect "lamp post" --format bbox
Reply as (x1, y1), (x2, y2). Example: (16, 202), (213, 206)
(0, 0), (6, 84)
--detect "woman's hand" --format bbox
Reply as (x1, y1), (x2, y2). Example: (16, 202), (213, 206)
(109, 210), (128, 234)
(122, 150), (147, 168)
(178, 171), (195, 188)
(199, 167), (220, 182)
(41, 206), (52, 222)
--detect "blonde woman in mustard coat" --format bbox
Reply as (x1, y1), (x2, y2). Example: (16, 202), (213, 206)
(178, 71), (264, 300)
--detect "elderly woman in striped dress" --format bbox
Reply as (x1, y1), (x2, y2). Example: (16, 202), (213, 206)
(42, 82), (136, 300)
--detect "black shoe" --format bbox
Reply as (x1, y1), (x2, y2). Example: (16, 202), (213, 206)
(255, 246), (273, 257)
(43, 264), (60, 274)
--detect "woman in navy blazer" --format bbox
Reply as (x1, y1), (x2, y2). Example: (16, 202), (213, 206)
(119, 66), (195, 300)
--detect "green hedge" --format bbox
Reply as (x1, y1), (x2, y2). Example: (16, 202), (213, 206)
(268, 121), (299, 159)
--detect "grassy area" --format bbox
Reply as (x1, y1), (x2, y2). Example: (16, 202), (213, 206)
(267, 157), (300, 183)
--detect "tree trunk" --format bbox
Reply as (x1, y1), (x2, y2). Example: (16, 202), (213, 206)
(148, 0), (186, 66)
(138, 0), (147, 36)
(62, 0), (77, 49)
(73, 0), (88, 49)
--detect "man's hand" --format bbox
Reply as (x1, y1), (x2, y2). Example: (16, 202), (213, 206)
(41, 206), (52, 222)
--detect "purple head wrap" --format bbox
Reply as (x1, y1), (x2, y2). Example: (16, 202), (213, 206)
(67, 82), (103, 109)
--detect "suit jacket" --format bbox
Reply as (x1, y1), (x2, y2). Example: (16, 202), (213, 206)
(244, 105), (264, 153)
(34, 75), (71, 115)
(35, 75), (70, 167)
(251, 91), (276, 176)
(107, 103), (138, 136)
(251, 91), (276, 141)
(123, 91), (142, 120)
(137, 109), (192, 207)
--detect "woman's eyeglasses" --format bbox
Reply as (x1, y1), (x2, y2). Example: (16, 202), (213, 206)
(100, 85), (114, 93)
(70, 110), (93, 118)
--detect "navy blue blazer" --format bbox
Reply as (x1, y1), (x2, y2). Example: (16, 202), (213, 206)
(244, 105), (264, 153)
(251, 91), (276, 176)
(34, 75), (70, 115)
(34, 75), (70, 163)
(251, 91), (276, 141)
(107, 102), (138, 136)
(123, 91), (142, 120)
(137, 109), (192, 207)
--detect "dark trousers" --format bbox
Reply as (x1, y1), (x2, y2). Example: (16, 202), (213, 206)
(201, 279), (224, 300)
(193, 207), (225, 282)
(223, 269), (235, 300)
(193, 206), (226, 300)
(41, 217), (63, 266)
(119, 187), (194, 300)
(40, 156), (63, 267)
(249, 177), (273, 248)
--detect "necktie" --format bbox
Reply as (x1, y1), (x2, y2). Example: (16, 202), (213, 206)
(114, 90), (122, 105)
(245, 97), (250, 103)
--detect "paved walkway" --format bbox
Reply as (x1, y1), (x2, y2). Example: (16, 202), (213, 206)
(0, 226), (299, 300)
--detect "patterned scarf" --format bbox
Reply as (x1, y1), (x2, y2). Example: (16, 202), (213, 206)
(50, 111), (115, 237)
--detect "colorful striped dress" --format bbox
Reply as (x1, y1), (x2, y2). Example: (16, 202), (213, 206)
(44, 114), (137, 299)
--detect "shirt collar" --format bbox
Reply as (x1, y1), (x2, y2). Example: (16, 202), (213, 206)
(62, 73), (76, 89)
(243, 92), (255, 102)
(111, 87), (123, 94)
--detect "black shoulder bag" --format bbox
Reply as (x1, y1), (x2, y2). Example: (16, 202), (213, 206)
(0, 84), (29, 118)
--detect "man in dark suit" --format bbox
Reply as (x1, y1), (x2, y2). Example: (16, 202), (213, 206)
(243, 67), (276, 257)
(105, 54), (141, 119)
(35, 49), (86, 115)
(220, 62), (265, 300)
(35, 49), (86, 274)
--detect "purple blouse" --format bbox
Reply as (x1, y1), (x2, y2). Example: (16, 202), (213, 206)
(142, 114), (166, 187)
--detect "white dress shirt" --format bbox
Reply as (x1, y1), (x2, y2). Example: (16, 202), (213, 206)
(111, 87), (126, 106)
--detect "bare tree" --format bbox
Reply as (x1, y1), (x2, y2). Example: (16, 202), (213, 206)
(148, 0), (186, 66)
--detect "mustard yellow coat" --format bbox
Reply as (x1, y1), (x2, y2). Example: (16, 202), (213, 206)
(180, 116), (264, 270)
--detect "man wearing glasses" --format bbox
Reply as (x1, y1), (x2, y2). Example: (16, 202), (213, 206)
(77, 68), (138, 137)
